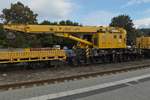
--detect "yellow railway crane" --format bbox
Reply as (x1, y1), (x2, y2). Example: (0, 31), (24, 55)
(3, 24), (127, 64)
(136, 36), (150, 58)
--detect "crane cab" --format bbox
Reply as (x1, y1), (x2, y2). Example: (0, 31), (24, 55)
(92, 27), (127, 49)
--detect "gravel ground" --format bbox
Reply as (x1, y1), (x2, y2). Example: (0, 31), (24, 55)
(0, 59), (150, 85)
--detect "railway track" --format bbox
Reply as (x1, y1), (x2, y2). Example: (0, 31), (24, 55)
(0, 63), (150, 91)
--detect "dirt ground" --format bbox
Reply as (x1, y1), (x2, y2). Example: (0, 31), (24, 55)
(0, 59), (150, 85)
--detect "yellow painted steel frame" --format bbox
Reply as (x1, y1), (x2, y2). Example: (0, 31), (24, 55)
(0, 49), (66, 64)
(55, 33), (95, 47)
(97, 32), (126, 49)
(136, 36), (150, 49)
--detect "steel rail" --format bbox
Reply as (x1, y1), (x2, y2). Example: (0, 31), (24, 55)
(0, 63), (150, 91)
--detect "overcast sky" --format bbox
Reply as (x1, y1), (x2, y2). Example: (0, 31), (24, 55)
(1, 0), (150, 28)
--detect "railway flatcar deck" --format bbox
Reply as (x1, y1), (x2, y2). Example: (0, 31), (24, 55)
(0, 49), (66, 64)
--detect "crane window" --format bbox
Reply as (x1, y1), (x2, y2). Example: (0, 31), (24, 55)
(119, 35), (122, 39)
(94, 37), (98, 46)
(83, 35), (92, 42)
(114, 35), (117, 39)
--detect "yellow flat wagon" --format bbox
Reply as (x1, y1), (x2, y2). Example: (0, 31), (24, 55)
(0, 49), (66, 64)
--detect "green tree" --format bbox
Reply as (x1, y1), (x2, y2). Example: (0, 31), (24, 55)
(110, 15), (134, 31)
(41, 20), (80, 26)
(66, 20), (73, 25)
(59, 20), (66, 25)
(40, 20), (80, 48)
(39, 20), (58, 47)
(0, 24), (4, 33)
(110, 15), (136, 45)
(73, 22), (79, 26)
(0, 24), (7, 47)
(0, 2), (39, 48)
(40, 20), (52, 25)
(40, 20), (58, 25)
(59, 20), (80, 26)
(0, 2), (38, 24)
(139, 28), (150, 36)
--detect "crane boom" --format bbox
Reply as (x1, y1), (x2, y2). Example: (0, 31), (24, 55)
(3, 24), (101, 47)
(3, 24), (99, 33)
